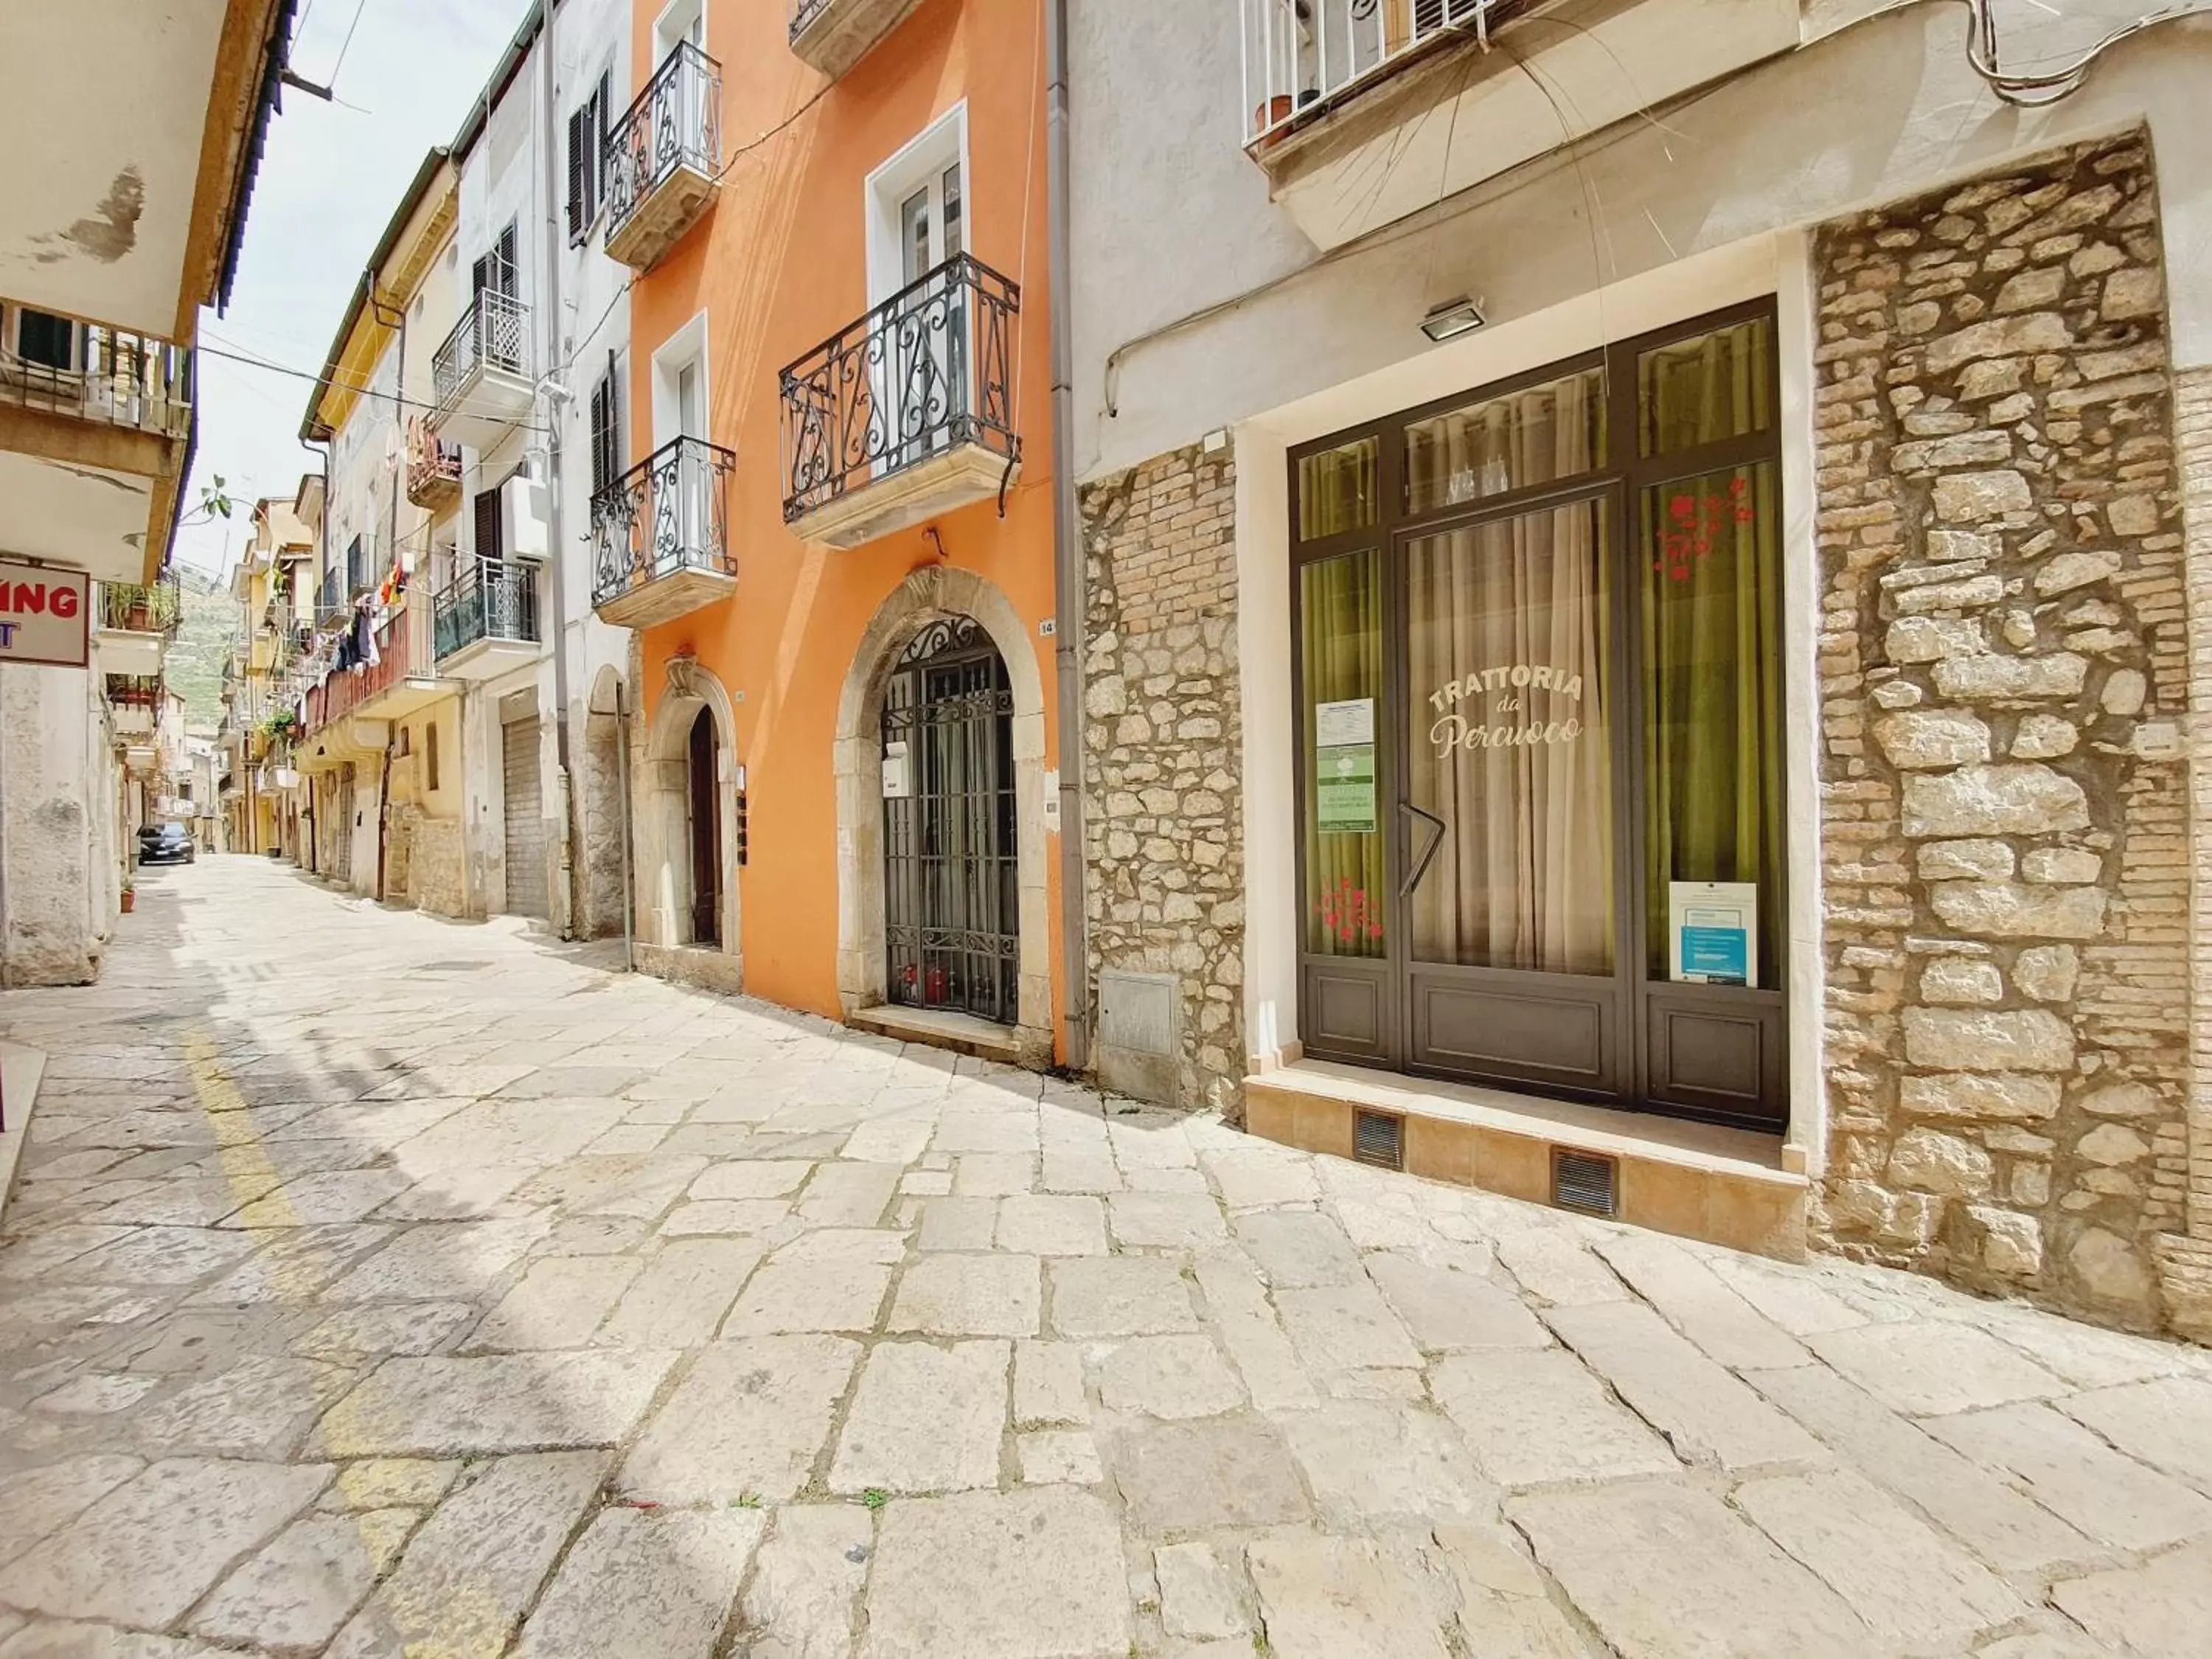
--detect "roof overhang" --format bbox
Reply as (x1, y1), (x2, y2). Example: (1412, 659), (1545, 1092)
(0, 1), (295, 341)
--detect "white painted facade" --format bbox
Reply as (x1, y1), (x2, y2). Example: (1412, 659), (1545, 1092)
(442, 0), (633, 933)
(1067, 1), (2212, 1175)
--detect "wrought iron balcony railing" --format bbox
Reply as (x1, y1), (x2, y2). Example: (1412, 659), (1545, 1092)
(99, 575), (183, 636)
(591, 436), (737, 610)
(106, 674), (162, 711)
(1241, 0), (1501, 148)
(0, 305), (194, 440)
(605, 41), (720, 261)
(779, 254), (1019, 526)
(434, 557), (540, 661)
(310, 593), (433, 731)
(431, 289), (531, 412)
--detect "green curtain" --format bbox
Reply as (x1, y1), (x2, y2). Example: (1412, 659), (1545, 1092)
(1299, 439), (1377, 540)
(1638, 320), (1781, 985)
(1641, 465), (1784, 983)
(1303, 549), (1386, 957)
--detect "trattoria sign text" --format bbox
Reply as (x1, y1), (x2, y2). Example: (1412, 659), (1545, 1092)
(1427, 662), (1587, 756)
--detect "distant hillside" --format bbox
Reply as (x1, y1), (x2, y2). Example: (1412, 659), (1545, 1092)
(169, 567), (237, 734)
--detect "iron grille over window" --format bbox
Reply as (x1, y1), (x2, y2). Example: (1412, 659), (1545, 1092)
(434, 557), (540, 659)
(590, 435), (736, 609)
(605, 41), (720, 243)
(779, 253), (1019, 524)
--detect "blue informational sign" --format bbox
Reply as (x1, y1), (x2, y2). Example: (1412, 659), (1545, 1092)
(1679, 925), (1749, 985)
(1669, 881), (1758, 988)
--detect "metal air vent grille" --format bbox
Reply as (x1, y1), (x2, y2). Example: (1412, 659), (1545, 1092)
(1354, 1110), (1404, 1171)
(1552, 1147), (1618, 1216)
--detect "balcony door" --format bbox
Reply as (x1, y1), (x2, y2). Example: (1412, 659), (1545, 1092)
(869, 106), (969, 477)
(1293, 303), (1789, 1131)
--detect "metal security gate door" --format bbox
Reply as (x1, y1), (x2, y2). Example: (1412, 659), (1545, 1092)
(883, 617), (1018, 1023)
(331, 767), (355, 885)
(501, 717), (548, 917)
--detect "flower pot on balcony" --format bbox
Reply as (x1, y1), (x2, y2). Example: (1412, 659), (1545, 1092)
(1253, 94), (1296, 148)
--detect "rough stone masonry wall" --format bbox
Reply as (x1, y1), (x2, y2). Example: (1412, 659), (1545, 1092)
(1813, 132), (2191, 1333)
(1079, 443), (1245, 1116)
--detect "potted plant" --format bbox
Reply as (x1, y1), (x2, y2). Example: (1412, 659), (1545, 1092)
(120, 881), (135, 914)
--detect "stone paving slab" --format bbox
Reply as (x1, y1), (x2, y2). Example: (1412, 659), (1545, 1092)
(860, 1488), (1127, 1659)
(0, 1457), (329, 1628)
(307, 1349), (672, 1457)
(511, 1507), (762, 1659)
(4, 862), (2210, 1659)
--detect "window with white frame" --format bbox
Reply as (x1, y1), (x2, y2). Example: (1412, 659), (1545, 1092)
(866, 103), (969, 307)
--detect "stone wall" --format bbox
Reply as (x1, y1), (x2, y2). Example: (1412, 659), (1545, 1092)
(407, 817), (467, 919)
(1812, 132), (2191, 1332)
(1079, 442), (1245, 1115)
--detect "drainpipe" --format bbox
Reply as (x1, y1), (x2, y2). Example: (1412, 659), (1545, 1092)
(371, 279), (407, 905)
(616, 679), (635, 971)
(302, 439), (330, 877)
(1046, 0), (1089, 1071)
(540, 24), (581, 940)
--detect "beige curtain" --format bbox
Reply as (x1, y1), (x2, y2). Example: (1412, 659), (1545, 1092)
(1407, 378), (1611, 975)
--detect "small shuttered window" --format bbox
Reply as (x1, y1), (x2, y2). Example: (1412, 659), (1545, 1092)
(589, 352), (622, 500)
(566, 71), (613, 243)
(473, 486), (504, 563)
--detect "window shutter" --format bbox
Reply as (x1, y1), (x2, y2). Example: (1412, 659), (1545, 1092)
(609, 350), (623, 490)
(566, 107), (587, 240)
(588, 372), (611, 498)
(474, 488), (504, 563)
(594, 71), (612, 221)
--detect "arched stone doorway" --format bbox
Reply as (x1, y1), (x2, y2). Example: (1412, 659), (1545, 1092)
(835, 566), (1051, 1063)
(636, 654), (742, 992)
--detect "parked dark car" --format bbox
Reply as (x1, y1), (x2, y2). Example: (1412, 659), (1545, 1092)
(137, 824), (195, 866)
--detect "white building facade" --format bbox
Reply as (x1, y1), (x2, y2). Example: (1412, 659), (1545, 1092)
(430, 0), (633, 936)
(1067, 1), (2212, 1338)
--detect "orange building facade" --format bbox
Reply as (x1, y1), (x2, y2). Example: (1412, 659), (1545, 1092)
(597, 0), (1062, 1062)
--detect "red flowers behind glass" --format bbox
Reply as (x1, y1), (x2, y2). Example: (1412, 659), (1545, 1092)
(1317, 877), (1384, 945)
(1655, 473), (1756, 583)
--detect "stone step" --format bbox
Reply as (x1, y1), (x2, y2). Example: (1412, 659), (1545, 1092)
(1245, 1059), (1807, 1261)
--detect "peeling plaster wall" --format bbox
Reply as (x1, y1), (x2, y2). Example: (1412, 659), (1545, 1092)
(0, 664), (111, 987)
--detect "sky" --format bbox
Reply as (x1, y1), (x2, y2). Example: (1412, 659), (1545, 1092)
(171, 0), (525, 584)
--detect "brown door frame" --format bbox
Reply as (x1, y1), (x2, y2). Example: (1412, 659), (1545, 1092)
(686, 706), (721, 947)
(1288, 296), (1787, 1132)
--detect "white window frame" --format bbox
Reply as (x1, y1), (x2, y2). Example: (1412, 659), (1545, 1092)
(863, 101), (970, 310)
(651, 310), (712, 452)
(654, 0), (706, 61)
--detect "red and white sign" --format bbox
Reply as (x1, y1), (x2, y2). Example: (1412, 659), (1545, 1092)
(0, 559), (90, 668)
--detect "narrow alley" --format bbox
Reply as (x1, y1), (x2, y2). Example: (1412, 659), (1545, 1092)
(0, 861), (2207, 1657)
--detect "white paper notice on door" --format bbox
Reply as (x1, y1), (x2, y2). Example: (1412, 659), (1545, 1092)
(1315, 698), (1374, 748)
(1669, 880), (1757, 988)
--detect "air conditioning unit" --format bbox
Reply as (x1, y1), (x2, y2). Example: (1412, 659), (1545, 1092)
(502, 474), (549, 560)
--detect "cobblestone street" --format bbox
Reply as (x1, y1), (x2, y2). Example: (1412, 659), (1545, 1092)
(0, 860), (2205, 1657)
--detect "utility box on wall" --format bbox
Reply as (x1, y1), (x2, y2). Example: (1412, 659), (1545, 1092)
(1096, 969), (1180, 1106)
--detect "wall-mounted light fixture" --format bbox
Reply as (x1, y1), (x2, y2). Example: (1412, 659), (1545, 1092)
(1420, 296), (1488, 343)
